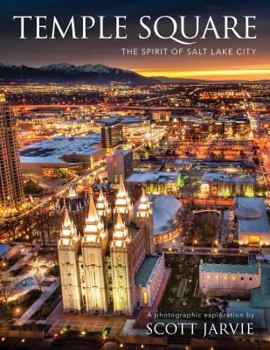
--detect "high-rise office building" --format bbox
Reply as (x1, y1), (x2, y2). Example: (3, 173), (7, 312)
(107, 149), (133, 183)
(101, 118), (124, 150)
(0, 94), (24, 209)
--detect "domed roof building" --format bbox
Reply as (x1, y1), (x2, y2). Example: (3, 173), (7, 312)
(235, 197), (270, 247)
(134, 194), (181, 244)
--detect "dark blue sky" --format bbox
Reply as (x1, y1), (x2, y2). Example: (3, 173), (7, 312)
(0, 0), (269, 79)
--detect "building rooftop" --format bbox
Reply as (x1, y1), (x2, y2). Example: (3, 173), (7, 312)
(109, 149), (132, 157)
(97, 116), (149, 126)
(126, 171), (178, 183)
(133, 194), (181, 236)
(251, 264), (270, 308)
(226, 301), (265, 329)
(121, 116), (149, 124)
(0, 244), (11, 257)
(151, 195), (181, 235)
(201, 263), (258, 274)
(236, 197), (270, 234)
(135, 256), (160, 287)
(202, 172), (255, 184)
(96, 117), (121, 126)
(20, 134), (102, 164)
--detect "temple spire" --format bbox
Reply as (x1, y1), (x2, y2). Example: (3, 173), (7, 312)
(116, 212), (124, 229)
(98, 188), (105, 201)
(112, 213), (129, 247)
(59, 208), (79, 245)
(96, 188), (111, 220)
(83, 194), (107, 243)
(114, 175), (133, 224)
(119, 175), (127, 195)
(136, 188), (152, 217)
(140, 187), (148, 203)
(87, 194), (99, 222)
(135, 188), (154, 255)
(63, 208), (72, 230)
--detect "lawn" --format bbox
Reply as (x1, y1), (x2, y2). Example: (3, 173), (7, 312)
(159, 254), (212, 315)
(0, 289), (41, 326)
(193, 212), (220, 246)
(31, 286), (61, 320)
(159, 253), (249, 316)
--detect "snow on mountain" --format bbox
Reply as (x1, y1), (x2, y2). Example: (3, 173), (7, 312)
(0, 62), (155, 84)
(0, 63), (25, 69)
(39, 63), (134, 75)
(77, 64), (113, 74)
(39, 63), (77, 71)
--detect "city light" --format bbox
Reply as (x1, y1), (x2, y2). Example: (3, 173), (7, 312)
(0, 39), (270, 350)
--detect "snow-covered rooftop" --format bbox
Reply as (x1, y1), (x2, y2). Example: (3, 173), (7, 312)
(151, 195), (181, 235)
(202, 172), (255, 184)
(0, 244), (11, 257)
(236, 197), (270, 235)
(20, 134), (102, 164)
(126, 171), (178, 183)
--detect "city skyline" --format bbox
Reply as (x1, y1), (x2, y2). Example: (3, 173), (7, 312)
(1, 69), (270, 348)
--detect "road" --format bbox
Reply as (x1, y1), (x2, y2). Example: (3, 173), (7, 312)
(0, 162), (107, 228)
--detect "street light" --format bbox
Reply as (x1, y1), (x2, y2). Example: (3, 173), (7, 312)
(15, 307), (21, 315)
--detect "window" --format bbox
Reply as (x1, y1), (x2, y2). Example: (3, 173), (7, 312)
(143, 291), (148, 305)
(65, 254), (70, 264)
(249, 277), (252, 281)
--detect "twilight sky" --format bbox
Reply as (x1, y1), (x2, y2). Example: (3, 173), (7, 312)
(0, 0), (270, 80)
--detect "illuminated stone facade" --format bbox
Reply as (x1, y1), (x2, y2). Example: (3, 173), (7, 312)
(199, 261), (261, 297)
(58, 210), (82, 311)
(58, 179), (165, 315)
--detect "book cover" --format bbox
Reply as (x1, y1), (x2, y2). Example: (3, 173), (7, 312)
(0, 1), (269, 349)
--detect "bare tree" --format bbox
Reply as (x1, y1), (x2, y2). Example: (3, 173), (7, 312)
(20, 214), (37, 247)
(4, 220), (19, 241)
(34, 269), (43, 292)
(0, 272), (13, 304)
(35, 210), (62, 247)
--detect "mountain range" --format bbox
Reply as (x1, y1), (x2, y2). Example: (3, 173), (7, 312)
(0, 63), (156, 84)
(0, 63), (269, 85)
